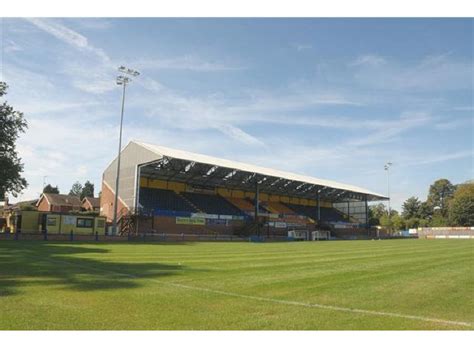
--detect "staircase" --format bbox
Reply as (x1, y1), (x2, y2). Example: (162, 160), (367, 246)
(177, 193), (203, 213)
(117, 207), (136, 236)
(333, 206), (358, 223)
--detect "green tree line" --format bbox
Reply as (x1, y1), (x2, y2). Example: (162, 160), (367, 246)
(369, 178), (474, 230)
(43, 181), (95, 200)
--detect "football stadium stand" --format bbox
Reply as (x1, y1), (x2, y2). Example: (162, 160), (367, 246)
(101, 141), (387, 237)
(264, 201), (295, 215)
(226, 197), (256, 213)
(284, 203), (350, 223)
(139, 187), (197, 213)
(181, 192), (245, 216)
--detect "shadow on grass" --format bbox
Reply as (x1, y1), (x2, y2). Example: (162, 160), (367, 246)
(0, 241), (195, 297)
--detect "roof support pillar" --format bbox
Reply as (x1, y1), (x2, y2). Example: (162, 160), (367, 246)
(365, 195), (369, 233)
(347, 201), (350, 220)
(134, 164), (143, 235)
(317, 191), (321, 222)
(255, 181), (260, 236)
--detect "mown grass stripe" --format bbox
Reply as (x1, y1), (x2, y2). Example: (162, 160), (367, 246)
(32, 252), (473, 329)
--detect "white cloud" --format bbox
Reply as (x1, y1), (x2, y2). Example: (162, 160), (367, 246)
(434, 117), (472, 130)
(351, 52), (473, 91)
(213, 123), (264, 146)
(135, 55), (243, 72)
(2, 63), (106, 115)
(4, 40), (23, 53)
(25, 18), (88, 48)
(22, 18), (117, 95)
(15, 116), (118, 201)
(350, 54), (387, 67)
(405, 150), (473, 166)
(71, 76), (116, 94)
(225, 90), (363, 116)
(70, 18), (114, 31)
(77, 165), (88, 176)
(453, 106), (474, 111)
(293, 43), (313, 51)
(3, 64), (55, 96)
(346, 111), (432, 147)
(24, 18), (110, 63)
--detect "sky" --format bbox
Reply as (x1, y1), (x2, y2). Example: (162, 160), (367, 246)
(0, 18), (473, 210)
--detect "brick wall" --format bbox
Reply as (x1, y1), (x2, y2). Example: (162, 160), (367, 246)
(36, 197), (51, 212)
(101, 181), (128, 222)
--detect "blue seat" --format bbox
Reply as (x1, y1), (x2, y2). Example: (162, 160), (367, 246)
(139, 188), (196, 213)
(284, 203), (349, 223)
(181, 192), (245, 215)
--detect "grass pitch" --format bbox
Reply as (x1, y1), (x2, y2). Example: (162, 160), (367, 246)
(0, 239), (472, 330)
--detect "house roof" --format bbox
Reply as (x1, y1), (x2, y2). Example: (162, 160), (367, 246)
(4, 199), (38, 211)
(38, 193), (82, 207)
(82, 197), (100, 208)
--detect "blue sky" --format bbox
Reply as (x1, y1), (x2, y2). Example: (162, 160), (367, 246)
(1, 18), (473, 209)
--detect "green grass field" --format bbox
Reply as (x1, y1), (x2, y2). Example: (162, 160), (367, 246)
(0, 239), (472, 330)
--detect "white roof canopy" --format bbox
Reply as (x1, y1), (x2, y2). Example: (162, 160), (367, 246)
(132, 141), (387, 202)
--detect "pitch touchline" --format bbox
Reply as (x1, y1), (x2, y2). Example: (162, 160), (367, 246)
(41, 256), (473, 328)
(153, 281), (473, 328)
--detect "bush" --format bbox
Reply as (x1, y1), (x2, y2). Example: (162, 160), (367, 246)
(448, 183), (474, 226)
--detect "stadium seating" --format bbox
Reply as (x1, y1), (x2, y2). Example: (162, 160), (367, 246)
(264, 201), (295, 214)
(284, 203), (349, 223)
(139, 187), (347, 225)
(245, 198), (270, 213)
(139, 188), (197, 212)
(181, 192), (245, 216)
(226, 197), (269, 214)
(226, 197), (255, 212)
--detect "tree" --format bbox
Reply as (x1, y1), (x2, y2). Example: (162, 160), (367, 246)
(369, 203), (387, 225)
(402, 196), (422, 219)
(419, 201), (433, 220)
(391, 214), (406, 232)
(81, 180), (94, 200)
(427, 179), (455, 216)
(0, 82), (28, 198)
(379, 209), (402, 233)
(69, 181), (83, 198)
(404, 217), (418, 229)
(429, 214), (448, 227)
(43, 184), (60, 194)
(448, 183), (474, 226)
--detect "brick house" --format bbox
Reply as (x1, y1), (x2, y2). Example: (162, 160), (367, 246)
(36, 193), (82, 213)
(82, 197), (100, 212)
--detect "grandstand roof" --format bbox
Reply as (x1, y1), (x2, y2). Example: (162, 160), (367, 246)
(130, 141), (387, 202)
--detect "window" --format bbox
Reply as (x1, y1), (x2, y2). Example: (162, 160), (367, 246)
(76, 218), (93, 228)
(47, 217), (57, 226)
(96, 219), (105, 228)
(63, 216), (76, 225)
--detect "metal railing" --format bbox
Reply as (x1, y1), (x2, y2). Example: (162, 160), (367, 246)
(0, 230), (296, 243)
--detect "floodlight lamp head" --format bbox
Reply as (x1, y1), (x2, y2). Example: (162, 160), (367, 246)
(116, 75), (132, 85)
(117, 65), (140, 77)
